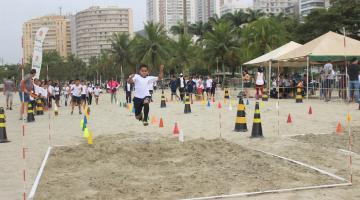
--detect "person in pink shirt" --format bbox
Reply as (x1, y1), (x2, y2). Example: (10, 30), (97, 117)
(107, 78), (120, 104)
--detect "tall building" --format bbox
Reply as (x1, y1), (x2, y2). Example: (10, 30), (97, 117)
(299, 0), (330, 19)
(22, 15), (71, 63)
(195, 0), (223, 22)
(75, 6), (133, 63)
(253, 0), (297, 15)
(146, 0), (195, 32)
(221, 0), (251, 16)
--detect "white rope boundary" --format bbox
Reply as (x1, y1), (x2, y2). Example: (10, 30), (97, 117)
(28, 147), (52, 199)
(180, 149), (351, 200)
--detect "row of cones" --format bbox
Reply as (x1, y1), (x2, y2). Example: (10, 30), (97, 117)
(80, 106), (93, 145)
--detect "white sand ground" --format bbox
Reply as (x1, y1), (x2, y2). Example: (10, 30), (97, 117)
(0, 89), (359, 200)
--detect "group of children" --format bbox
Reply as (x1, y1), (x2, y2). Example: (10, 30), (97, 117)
(170, 75), (216, 103)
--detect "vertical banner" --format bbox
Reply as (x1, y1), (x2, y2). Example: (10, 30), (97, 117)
(31, 27), (49, 79)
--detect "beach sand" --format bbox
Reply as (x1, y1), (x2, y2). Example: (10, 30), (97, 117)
(0, 89), (359, 200)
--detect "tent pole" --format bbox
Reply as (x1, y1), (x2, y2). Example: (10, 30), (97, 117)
(269, 61), (272, 91)
(306, 56), (309, 100)
(277, 61), (280, 136)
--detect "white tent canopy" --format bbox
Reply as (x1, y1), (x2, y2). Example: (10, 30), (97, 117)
(243, 41), (302, 66)
(277, 31), (360, 62)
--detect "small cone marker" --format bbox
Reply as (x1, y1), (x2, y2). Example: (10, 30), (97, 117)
(87, 132), (93, 145)
(201, 99), (206, 106)
(287, 114), (292, 123)
(207, 100), (211, 107)
(159, 117), (164, 128)
(151, 116), (157, 125)
(246, 99), (249, 105)
(260, 101), (265, 108)
(132, 106), (135, 113)
(229, 103), (232, 111)
(295, 86), (303, 103)
(346, 113), (352, 122)
(224, 88), (230, 99)
(213, 98), (215, 103)
(173, 122), (179, 135)
(218, 102), (222, 109)
(80, 119), (84, 129)
(179, 130), (184, 143)
(336, 122), (343, 135)
(308, 106), (312, 114)
(83, 127), (89, 138)
(224, 98), (227, 105)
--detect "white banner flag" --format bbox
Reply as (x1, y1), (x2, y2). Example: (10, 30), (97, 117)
(31, 27), (49, 79)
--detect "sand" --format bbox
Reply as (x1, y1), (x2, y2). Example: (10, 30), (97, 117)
(35, 134), (340, 200)
(1, 89), (360, 200)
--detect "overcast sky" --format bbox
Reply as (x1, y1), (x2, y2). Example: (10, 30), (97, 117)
(0, 0), (252, 64)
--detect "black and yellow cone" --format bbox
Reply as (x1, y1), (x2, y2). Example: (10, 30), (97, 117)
(234, 97), (247, 132)
(184, 93), (191, 114)
(224, 88), (230, 99)
(262, 88), (269, 101)
(0, 107), (9, 143)
(27, 103), (35, 122)
(295, 86), (303, 103)
(36, 99), (44, 115)
(160, 90), (166, 108)
(251, 102), (263, 138)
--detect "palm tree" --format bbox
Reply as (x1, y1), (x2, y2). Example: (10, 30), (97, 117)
(241, 18), (287, 61)
(189, 21), (212, 42)
(131, 22), (170, 71)
(245, 9), (265, 23)
(203, 21), (240, 81)
(170, 23), (185, 35)
(170, 34), (200, 73)
(108, 33), (133, 79)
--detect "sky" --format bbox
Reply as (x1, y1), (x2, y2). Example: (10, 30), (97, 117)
(0, 0), (252, 64)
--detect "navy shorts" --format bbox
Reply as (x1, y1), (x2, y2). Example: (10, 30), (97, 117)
(133, 96), (151, 116)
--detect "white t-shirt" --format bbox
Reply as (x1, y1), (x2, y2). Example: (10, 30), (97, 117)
(71, 85), (82, 97)
(41, 87), (48, 98)
(87, 87), (93, 95)
(81, 85), (87, 95)
(206, 79), (213, 88)
(127, 83), (131, 92)
(149, 81), (154, 90)
(179, 77), (185, 88)
(132, 74), (158, 99)
(256, 72), (264, 85)
(94, 88), (101, 96)
(34, 85), (42, 96)
(48, 85), (54, 96)
(54, 86), (60, 95)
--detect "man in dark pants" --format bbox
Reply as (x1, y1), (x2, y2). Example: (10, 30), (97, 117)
(177, 73), (186, 101)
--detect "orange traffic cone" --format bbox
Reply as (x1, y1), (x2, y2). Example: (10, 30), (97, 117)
(173, 122), (179, 135)
(308, 106), (312, 115)
(151, 116), (157, 125)
(287, 114), (292, 123)
(217, 102), (222, 109)
(159, 117), (164, 128)
(336, 122), (343, 135)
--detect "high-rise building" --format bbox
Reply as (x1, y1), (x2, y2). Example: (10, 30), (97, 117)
(146, 0), (196, 32)
(75, 6), (133, 63)
(22, 15), (71, 63)
(299, 0), (330, 19)
(221, 0), (251, 16)
(253, 0), (297, 15)
(195, 0), (223, 22)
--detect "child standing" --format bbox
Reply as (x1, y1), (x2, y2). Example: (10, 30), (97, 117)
(128, 64), (164, 126)
(71, 79), (82, 115)
(93, 85), (101, 105)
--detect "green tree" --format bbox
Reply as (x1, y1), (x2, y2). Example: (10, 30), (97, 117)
(109, 33), (134, 79)
(242, 18), (287, 61)
(203, 21), (240, 80)
(131, 22), (170, 71)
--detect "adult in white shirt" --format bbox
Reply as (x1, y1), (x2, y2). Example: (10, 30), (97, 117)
(71, 79), (82, 115)
(47, 81), (55, 108)
(177, 73), (186, 101)
(127, 64), (164, 126)
(205, 76), (213, 99)
(323, 61), (334, 102)
(80, 81), (87, 106)
(87, 84), (93, 105)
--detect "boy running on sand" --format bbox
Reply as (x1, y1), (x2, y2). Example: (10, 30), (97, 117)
(127, 64), (164, 126)
(71, 79), (82, 115)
